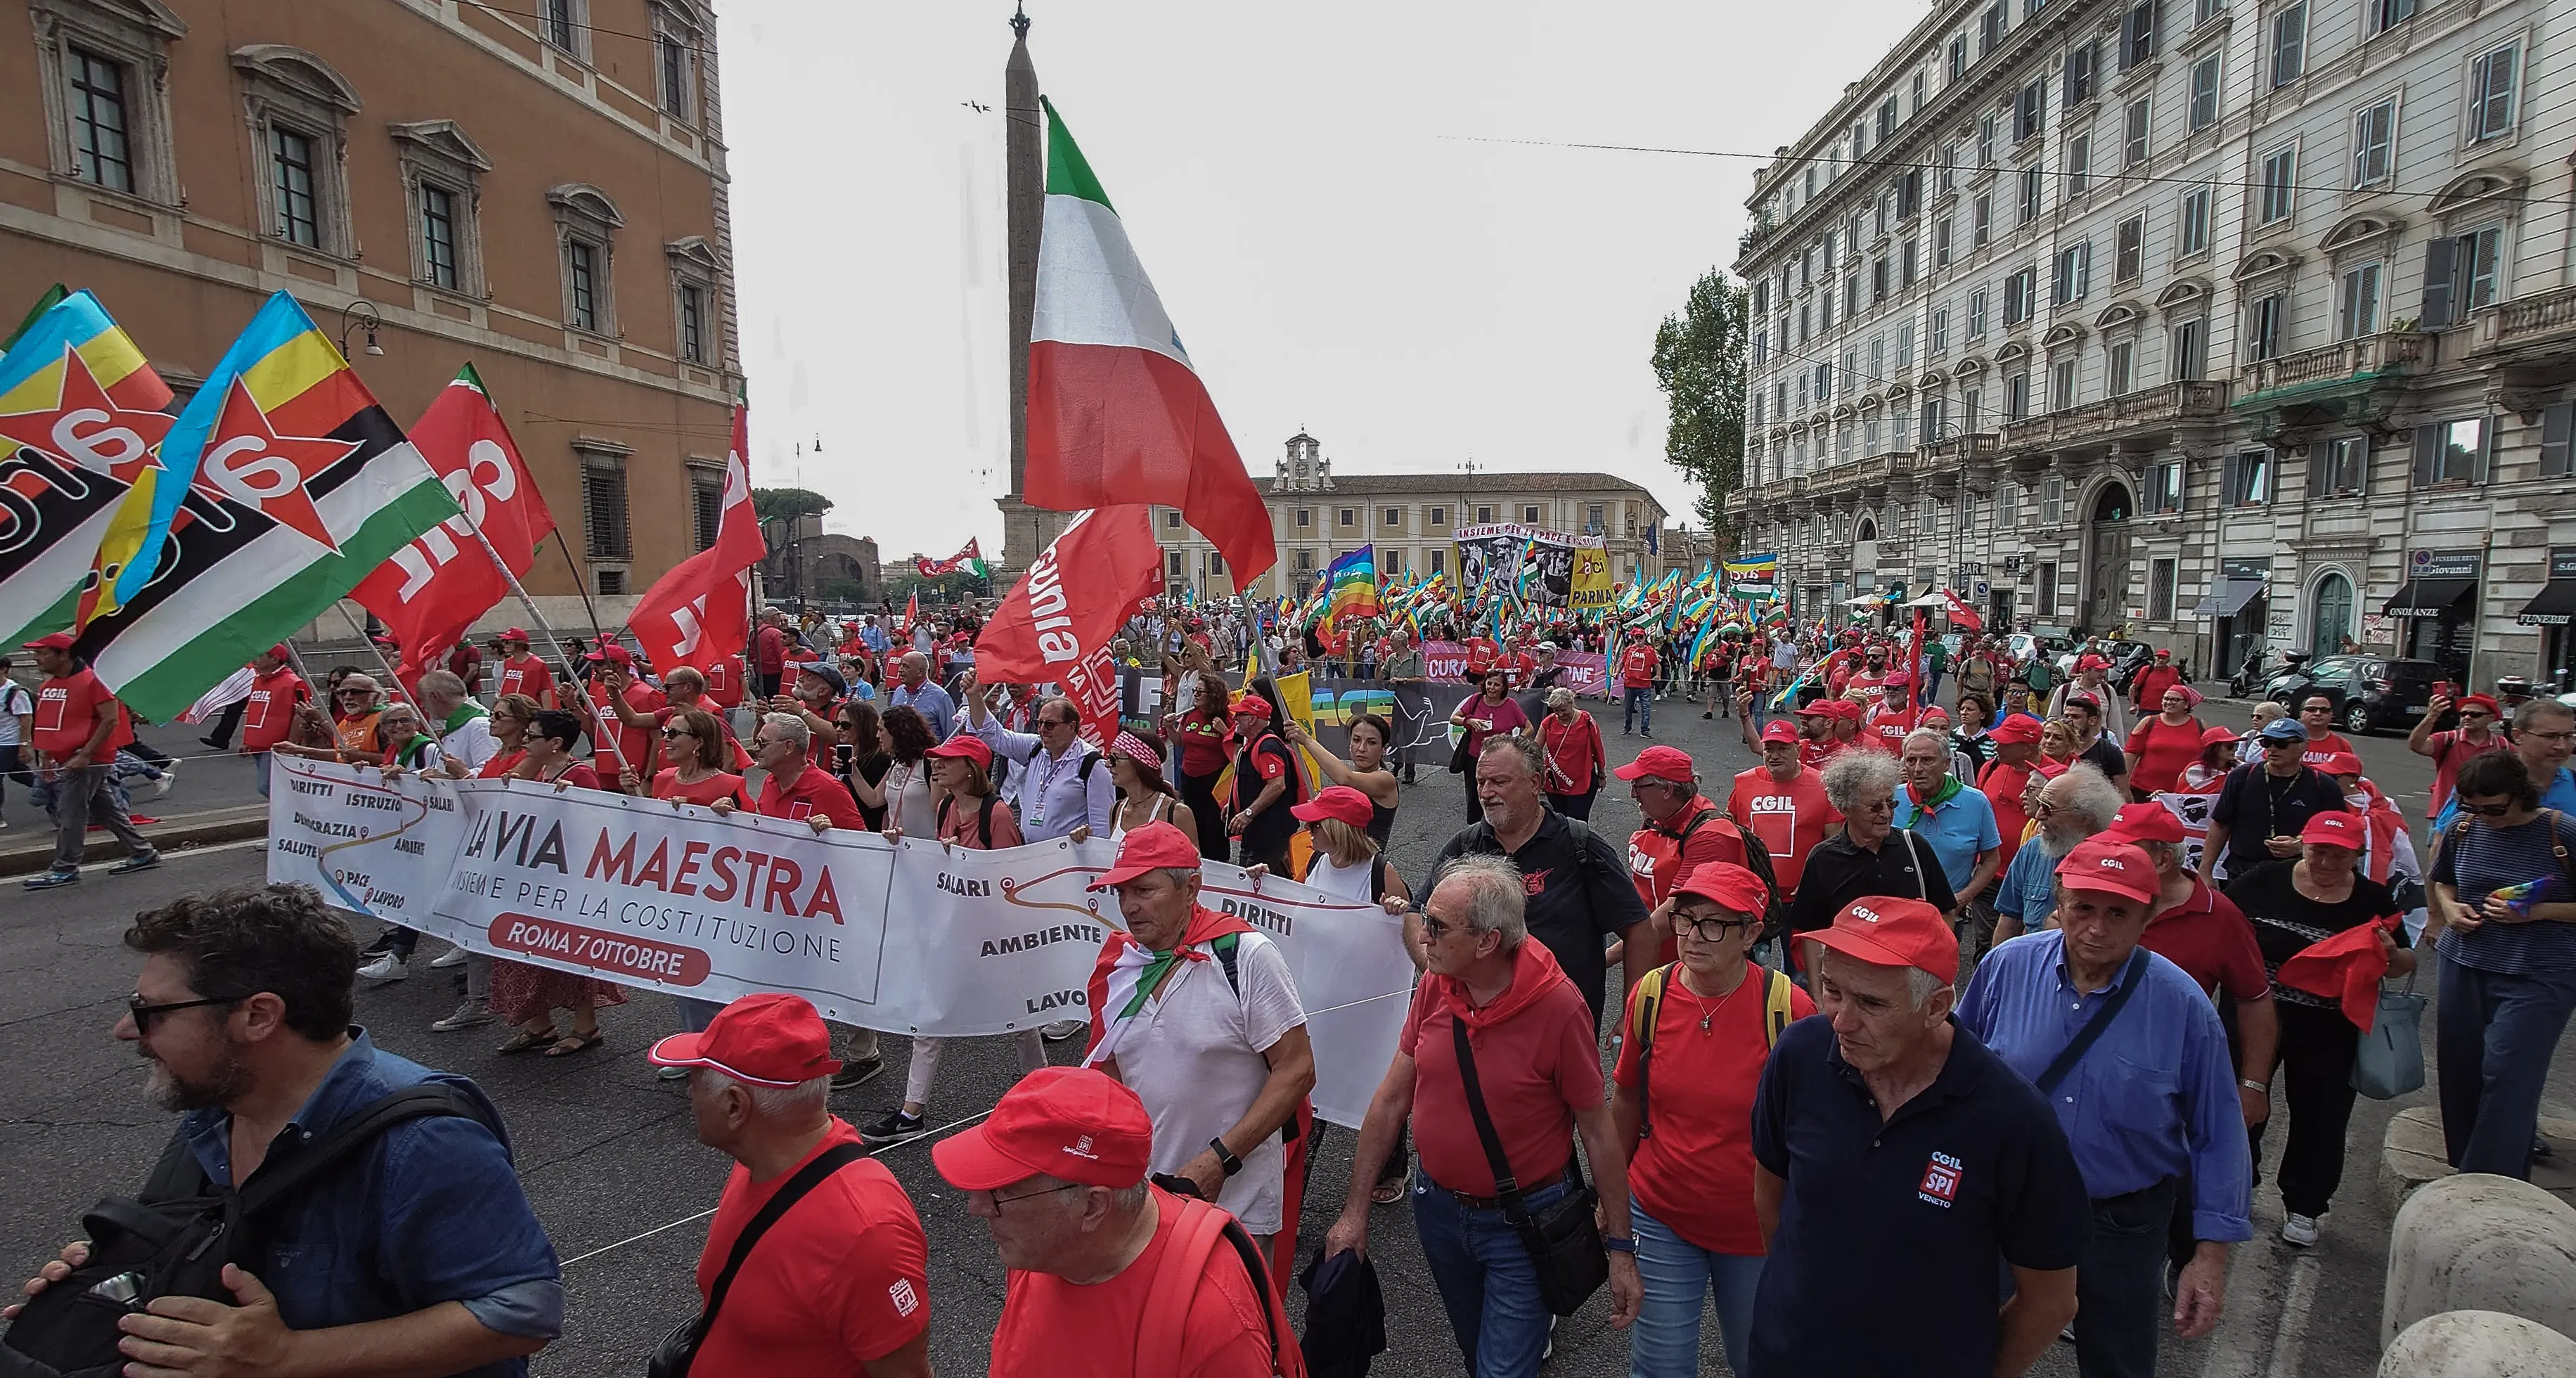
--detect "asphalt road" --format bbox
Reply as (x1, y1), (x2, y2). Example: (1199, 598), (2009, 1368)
(1, 687), (2564, 1377)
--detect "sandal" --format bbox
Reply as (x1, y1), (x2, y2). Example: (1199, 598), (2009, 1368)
(543, 1031), (606, 1057)
(1370, 1178), (1403, 1206)
(497, 1026), (558, 1054)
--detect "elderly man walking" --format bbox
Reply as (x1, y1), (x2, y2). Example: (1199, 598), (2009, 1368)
(1784, 752), (1957, 935)
(1746, 895), (2088, 1377)
(887, 652), (957, 742)
(1960, 840), (2253, 1378)
(1991, 764), (2126, 944)
(1327, 855), (1641, 1377)
(1084, 822), (1315, 1258)
(1894, 726), (2003, 919)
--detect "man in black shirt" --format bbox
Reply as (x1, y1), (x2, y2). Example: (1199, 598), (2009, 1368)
(2061, 693), (2130, 794)
(2200, 716), (2349, 887)
(1419, 734), (1650, 1026)
(1787, 750), (1960, 934)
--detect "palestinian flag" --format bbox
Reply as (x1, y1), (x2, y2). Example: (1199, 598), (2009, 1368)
(72, 292), (461, 721)
(1024, 98), (1275, 584)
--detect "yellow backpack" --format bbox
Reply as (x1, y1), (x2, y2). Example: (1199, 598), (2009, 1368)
(1628, 962), (1796, 1140)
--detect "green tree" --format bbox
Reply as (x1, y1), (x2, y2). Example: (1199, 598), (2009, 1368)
(1649, 267), (1749, 540)
(752, 487), (834, 525)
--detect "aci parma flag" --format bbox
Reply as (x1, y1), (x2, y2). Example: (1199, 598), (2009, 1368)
(0, 289), (175, 646)
(72, 292), (461, 721)
(1322, 546), (1378, 627)
(1024, 98), (1275, 584)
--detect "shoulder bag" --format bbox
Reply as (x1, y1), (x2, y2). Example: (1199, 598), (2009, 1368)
(1449, 1019), (1606, 1317)
(645, 1142), (868, 1378)
(2350, 965), (2426, 1100)
(2034, 948), (2151, 1095)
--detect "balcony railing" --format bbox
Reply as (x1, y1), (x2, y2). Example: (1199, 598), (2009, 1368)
(1997, 381), (2227, 449)
(1924, 432), (2002, 463)
(2471, 284), (2576, 356)
(2239, 331), (2431, 398)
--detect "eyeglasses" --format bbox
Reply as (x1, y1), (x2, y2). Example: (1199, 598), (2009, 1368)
(2301, 705), (2333, 715)
(1419, 917), (1461, 941)
(2530, 731), (2576, 745)
(1675, 913), (1758, 941)
(988, 1180), (1087, 1211)
(1855, 797), (1897, 813)
(2456, 800), (2515, 818)
(128, 992), (241, 1033)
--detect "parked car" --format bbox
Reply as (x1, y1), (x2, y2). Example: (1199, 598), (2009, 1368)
(2264, 655), (2443, 734)
(2098, 639), (2158, 693)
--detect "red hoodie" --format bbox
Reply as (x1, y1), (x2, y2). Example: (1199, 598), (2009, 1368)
(1398, 938), (1604, 1197)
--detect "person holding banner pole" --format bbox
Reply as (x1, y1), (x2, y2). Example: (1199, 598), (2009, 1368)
(1281, 711), (1398, 846)
(1168, 671), (1234, 861)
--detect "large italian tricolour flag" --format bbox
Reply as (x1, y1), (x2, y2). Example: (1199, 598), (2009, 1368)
(1025, 98), (1276, 584)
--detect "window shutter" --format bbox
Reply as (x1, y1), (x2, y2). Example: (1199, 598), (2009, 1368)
(2307, 441), (2330, 498)
(2420, 238), (2456, 329)
(2475, 418), (2494, 485)
(2411, 424), (2440, 487)
(2542, 402), (2575, 478)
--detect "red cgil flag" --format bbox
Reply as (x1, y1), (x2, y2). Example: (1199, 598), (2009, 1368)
(1940, 588), (1985, 633)
(351, 364), (555, 676)
(899, 589), (920, 638)
(974, 506), (1164, 744)
(628, 404), (763, 674)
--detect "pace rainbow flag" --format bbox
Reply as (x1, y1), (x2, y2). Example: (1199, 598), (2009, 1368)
(0, 289), (174, 647)
(1322, 545), (1378, 627)
(70, 291), (461, 721)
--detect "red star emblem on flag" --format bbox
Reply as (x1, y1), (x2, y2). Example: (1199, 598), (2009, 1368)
(190, 379), (359, 552)
(0, 344), (172, 482)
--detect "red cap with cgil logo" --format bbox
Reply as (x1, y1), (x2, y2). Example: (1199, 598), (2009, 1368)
(1797, 896), (1957, 984)
(2054, 839), (2160, 903)
(932, 1065), (1154, 1190)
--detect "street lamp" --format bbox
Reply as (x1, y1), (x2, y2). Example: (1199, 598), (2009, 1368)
(338, 300), (383, 359)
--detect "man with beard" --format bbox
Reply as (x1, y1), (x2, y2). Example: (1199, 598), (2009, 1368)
(1990, 764), (2125, 944)
(8, 886), (561, 1375)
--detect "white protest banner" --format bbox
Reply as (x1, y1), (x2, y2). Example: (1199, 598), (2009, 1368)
(266, 775), (1414, 1127)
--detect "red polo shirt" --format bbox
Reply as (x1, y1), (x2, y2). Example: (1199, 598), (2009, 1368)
(2138, 880), (2270, 1002)
(1400, 942), (1601, 1198)
(33, 667), (131, 758)
(240, 665), (309, 753)
(756, 761), (865, 829)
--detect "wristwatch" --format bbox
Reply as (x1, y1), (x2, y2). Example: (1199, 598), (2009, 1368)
(1210, 1138), (1244, 1178)
(1604, 1236), (1638, 1254)
(2239, 1078), (2269, 1093)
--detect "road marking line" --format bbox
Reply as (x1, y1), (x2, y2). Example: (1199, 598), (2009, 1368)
(2265, 1253), (2321, 1378)
(71, 837), (267, 873)
(2201, 1238), (2290, 1378)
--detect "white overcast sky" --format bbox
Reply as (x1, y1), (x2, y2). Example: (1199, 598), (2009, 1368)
(715, 0), (1927, 556)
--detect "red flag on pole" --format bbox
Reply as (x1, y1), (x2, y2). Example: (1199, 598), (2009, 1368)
(1940, 588), (1985, 633)
(350, 366), (555, 671)
(628, 405), (763, 673)
(975, 506), (1164, 742)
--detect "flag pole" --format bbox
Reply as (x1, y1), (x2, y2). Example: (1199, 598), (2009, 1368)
(333, 603), (425, 714)
(464, 521), (633, 776)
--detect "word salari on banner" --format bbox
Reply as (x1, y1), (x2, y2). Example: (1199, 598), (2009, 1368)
(267, 759), (1410, 1126)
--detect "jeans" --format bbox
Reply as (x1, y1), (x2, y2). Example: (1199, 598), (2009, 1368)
(1628, 1203), (1763, 1378)
(2437, 958), (2576, 1177)
(1924, 667), (1944, 708)
(2251, 1000), (2360, 1218)
(2071, 1179), (2175, 1378)
(253, 750), (273, 798)
(1623, 686), (1652, 735)
(41, 764), (153, 871)
(1412, 1167), (1567, 1378)
(1748, 695), (1770, 734)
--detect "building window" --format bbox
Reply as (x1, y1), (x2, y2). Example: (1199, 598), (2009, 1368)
(1865, 418), (1883, 454)
(2065, 42), (2096, 105)
(2337, 264), (2382, 340)
(2049, 358), (2077, 411)
(2109, 339), (2134, 393)
(1166, 551), (1184, 577)
(2416, 417), (2486, 485)
(2018, 166), (2043, 225)
(2248, 292), (2285, 361)
(1977, 114), (1997, 167)
(1999, 482), (2018, 528)
(2066, 135), (2090, 197)
(2037, 561), (2060, 617)
(64, 48), (134, 192)
(1428, 548), (1445, 577)
(2115, 215), (2144, 283)
(1337, 507), (1355, 527)
(2146, 458), (2183, 512)
(2016, 80), (2044, 142)
(2189, 56), (2222, 130)
(2197, 0), (2227, 25)
(655, 4), (695, 120)
(1476, 506), (1494, 524)
(567, 240), (600, 331)
(690, 470), (721, 551)
(2149, 558), (2178, 619)
(1973, 193), (1992, 245)
(1950, 32), (1970, 80)
(2053, 242), (2089, 304)
(1936, 217), (1953, 266)
(2468, 43), (2518, 142)
(420, 185), (459, 289)
(2352, 99), (2395, 186)
(1586, 502), (1605, 532)
(582, 462), (631, 559)
(1379, 506), (1401, 528)
(678, 283), (707, 363)
(2120, 0), (2156, 69)
(2270, 3), (2306, 88)
(2006, 371), (2030, 419)
(1981, 3), (2004, 56)
(2178, 186), (2210, 257)
(1165, 509), (1183, 529)
(1969, 289), (1990, 337)
(1294, 508), (1310, 528)
(2318, 436), (2364, 495)
(269, 127), (320, 247)
(1898, 323), (1915, 371)
(2040, 475), (2064, 523)
(548, 183), (624, 335)
(2123, 99), (2149, 168)
(2259, 143), (2296, 223)
(2372, 0), (2416, 34)
(392, 120), (491, 297)
(1521, 505), (1541, 524)
(595, 569), (626, 595)
(1931, 307), (1950, 355)
(2229, 449), (2272, 505)
(1429, 505), (1447, 526)
(2172, 318), (2207, 380)
(2004, 266), (2036, 325)
(1294, 549), (1314, 572)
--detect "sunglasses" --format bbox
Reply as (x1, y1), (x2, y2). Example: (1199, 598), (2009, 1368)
(2457, 800), (2514, 818)
(986, 1180), (1087, 1211)
(660, 728), (694, 740)
(129, 991), (241, 1034)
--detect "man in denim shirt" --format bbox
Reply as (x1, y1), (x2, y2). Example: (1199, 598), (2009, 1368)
(9, 887), (561, 1377)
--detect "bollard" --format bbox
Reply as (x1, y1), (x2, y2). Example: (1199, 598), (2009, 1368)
(2378, 1311), (2576, 1377)
(2383, 1173), (2576, 1348)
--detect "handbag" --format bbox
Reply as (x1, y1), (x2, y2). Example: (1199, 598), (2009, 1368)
(1446, 727), (1476, 775)
(1449, 1020), (1607, 1317)
(645, 1142), (868, 1378)
(2350, 969), (2427, 1100)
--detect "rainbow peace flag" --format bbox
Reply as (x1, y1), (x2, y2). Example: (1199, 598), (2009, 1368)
(0, 289), (174, 646)
(73, 292), (459, 721)
(1323, 545), (1378, 626)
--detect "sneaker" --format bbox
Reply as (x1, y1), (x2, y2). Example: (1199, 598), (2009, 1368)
(1040, 1019), (1086, 1043)
(831, 1055), (884, 1090)
(357, 953), (408, 982)
(860, 1110), (928, 1147)
(22, 868), (79, 891)
(200, 734), (227, 749)
(430, 999), (494, 1031)
(149, 764), (175, 799)
(429, 946), (469, 970)
(2280, 1213), (2319, 1247)
(108, 851), (160, 875)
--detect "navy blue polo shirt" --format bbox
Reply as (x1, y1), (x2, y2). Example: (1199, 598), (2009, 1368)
(1746, 1015), (2089, 1378)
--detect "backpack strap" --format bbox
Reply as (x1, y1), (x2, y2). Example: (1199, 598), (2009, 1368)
(1760, 965), (1795, 1050)
(236, 1083), (496, 1215)
(1628, 964), (1673, 1139)
(979, 794), (998, 849)
(1138, 1194), (1295, 1378)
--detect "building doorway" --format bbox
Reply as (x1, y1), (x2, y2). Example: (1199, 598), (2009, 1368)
(2310, 572), (2355, 655)
(2082, 481), (2134, 636)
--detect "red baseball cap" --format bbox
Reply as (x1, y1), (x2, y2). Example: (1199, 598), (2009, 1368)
(2154, 648), (2174, 659)
(2065, 691), (2103, 710)
(2317, 752), (2365, 778)
(932, 1066), (1154, 1191)
(1088, 819), (1201, 889)
(20, 632), (74, 652)
(1230, 693), (1273, 717)
(2201, 724), (2244, 747)
(1760, 719), (1801, 744)
(924, 734), (993, 769)
(265, 644), (292, 662)
(1794, 700), (1836, 717)
(646, 992), (842, 1086)
(2077, 654), (2111, 671)
(2102, 801), (2187, 846)
(1292, 784), (1374, 828)
(1798, 896), (1957, 985)
(498, 627), (529, 642)
(2300, 811), (2366, 849)
(1671, 861), (1771, 918)
(2054, 840), (2160, 904)
(1882, 671), (1912, 688)
(1613, 744), (1695, 784)
(1989, 715), (2043, 745)
(586, 644), (633, 665)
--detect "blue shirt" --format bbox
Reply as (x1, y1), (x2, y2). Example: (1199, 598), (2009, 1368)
(971, 717), (1116, 840)
(2430, 766), (2576, 833)
(890, 681), (957, 742)
(1957, 932), (2253, 1242)
(861, 625), (891, 653)
(1895, 784), (2002, 893)
(1993, 838), (2060, 927)
(178, 1031), (561, 1374)
(1747, 1016), (2090, 1378)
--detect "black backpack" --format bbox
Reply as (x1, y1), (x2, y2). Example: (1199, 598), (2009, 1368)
(0, 1083), (492, 1378)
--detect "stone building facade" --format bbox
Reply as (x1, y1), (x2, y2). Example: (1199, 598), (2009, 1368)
(1730, 0), (2576, 688)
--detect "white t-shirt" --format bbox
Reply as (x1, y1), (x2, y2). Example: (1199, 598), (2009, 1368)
(1302, 852), (1378, 904)
(1112, 929), (1306, 1234)
(884, 759), (939, 838)
(0, 678), (30, 747)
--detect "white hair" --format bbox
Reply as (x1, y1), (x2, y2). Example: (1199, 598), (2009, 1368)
(1902, 727), (1950, 758)
(759, 711), (810, 753)
(700, 1068), (831, 1119)
(1429, 853), (1528, 948)
(1821, 750), (1902, 812)
(417, 669), (465, 697)
(1805, 940), (1948, 1009)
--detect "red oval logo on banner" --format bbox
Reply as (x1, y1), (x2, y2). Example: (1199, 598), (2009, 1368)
(487, 913), (711, 985)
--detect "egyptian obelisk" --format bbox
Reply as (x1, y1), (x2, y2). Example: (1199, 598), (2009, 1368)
(993, 5), (1060, 573)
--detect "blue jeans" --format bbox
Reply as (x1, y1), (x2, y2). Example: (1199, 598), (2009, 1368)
(674, 996), (723, 1033)
(1628, 1204), (1764, 1378)
(1923, 667), (1943, 707)
(1412, 1167), (1567, 1378)
(1623, 686), (1652, 734)
(2437, 958), (2576, 1177)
